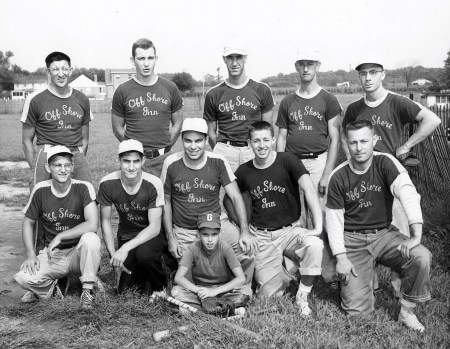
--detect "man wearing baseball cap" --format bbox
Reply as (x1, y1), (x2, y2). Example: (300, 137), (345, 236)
(203, 39), (276, 172)
(21, 51), (94, 252)
(97, 139), (169, 294)
(172, 211), (248, 310)
(112, 38), (184, 177)
(161, 118), (255, 299)
(276, 48), (342, 227)
(342, 56), (440, 295)
(15, 145), (101, 309)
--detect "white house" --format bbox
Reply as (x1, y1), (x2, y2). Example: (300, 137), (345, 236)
(411, 79), (432, 86)
(69, 74), (105, 100)
(11, 76), (47, 100)
(422, 91), (450, 107)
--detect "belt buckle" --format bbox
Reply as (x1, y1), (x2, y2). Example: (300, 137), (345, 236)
(144, 149), (159, 159)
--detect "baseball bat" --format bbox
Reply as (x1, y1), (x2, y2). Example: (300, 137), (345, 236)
(154, 292), (261, 341)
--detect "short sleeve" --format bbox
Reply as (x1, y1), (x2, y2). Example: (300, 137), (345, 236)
(275, 97), (290, 129)
(259, 83), (275, 114)
(203, 90), (217, 121)
(111, 85), (125, 117)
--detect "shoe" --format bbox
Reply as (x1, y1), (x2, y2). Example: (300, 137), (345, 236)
(21, 291), (38, 303)
(296, 292), (312, 316)
(80, 289), (94, 309)
(398, 307), (425, 333)
(94, 277), (106, 298)
(52, 284), (65, 300)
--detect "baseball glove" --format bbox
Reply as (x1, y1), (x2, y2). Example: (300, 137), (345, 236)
(201, 297), (236, 317)
(396, 150), (420, 167)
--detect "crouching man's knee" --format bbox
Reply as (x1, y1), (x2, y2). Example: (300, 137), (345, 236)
(79, 232), (101, 249)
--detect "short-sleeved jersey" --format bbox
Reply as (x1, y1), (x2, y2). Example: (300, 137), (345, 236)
(343, 92), (422, 154)
(161, 152), (235, 229)
(97, 171), (165, 241)
(235, 152), (309, 229)
(326, 152), (406, 231)
(111, 77), (183, 149)
(179, 240), (240, 286)
(23, 179), (96, 248)
(276, 88), (342, 154)
(21, 88), (92, 147)
(203, 79), (275, 142)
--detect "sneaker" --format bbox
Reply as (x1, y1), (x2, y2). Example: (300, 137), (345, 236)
(52, 284), (65, 300)
(21, 291), (38, 303)
(80, 289), (94, 309)
(94, 277), (106, 299)
(296, 292), (312, 316)
(398, 307), (425, 333)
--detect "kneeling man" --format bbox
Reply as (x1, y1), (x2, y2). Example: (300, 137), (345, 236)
(227, 121), (323, 316)
(327, 120), (431, 332)
(15, 146), (100, 309)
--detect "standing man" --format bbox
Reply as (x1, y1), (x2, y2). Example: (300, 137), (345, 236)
(21, 51), (93, 251)
(112, 38), (184, 177)
(22, 52), (93, 187)
(203, 40), (275, 171)
(228, 121), (323, 315)
(327, 120), (431, 332)
(97, 140), (168, 294)
(15, 146), (101, 309)
(161, 118), (256, 298)
(276, 49), (341, 206)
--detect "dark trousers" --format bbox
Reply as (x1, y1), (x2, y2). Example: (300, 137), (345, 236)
(117, 232), (170, 294)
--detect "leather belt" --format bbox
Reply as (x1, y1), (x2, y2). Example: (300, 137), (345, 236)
(219, 140), (248, 147)
(347, 227), (389, 234)
(253, 222), (297, 232)
(144, 146), (171, 159)
(296, 149), (327, 159)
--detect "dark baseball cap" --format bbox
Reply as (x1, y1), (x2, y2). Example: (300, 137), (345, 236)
(197, 212), (221, 229)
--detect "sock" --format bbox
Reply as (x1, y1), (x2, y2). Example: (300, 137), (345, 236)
(298, 283), (313, 295)
(82, 282), (94, 290)
(400, 299), (416, 309)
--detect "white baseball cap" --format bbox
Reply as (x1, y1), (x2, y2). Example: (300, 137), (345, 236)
(295, 48), (320, 62)
(46, 145), (73, 162)
(355, 56), (384, 71)
(118, 139), (144, 155)
(223, 39), (247, 56)
(181, 118), (208, 134)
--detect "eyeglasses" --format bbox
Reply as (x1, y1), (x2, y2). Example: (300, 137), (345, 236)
(49, 67), (71, 74)
(50, 163), (73, 170)
(358, 70), (383, 77)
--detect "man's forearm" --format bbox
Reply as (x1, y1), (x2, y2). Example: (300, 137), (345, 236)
(22, 142), (35, 169)
(119, 224), (160, 254)
(101, 223), (116, 257)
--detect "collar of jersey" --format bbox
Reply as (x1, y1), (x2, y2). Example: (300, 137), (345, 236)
(47, 87), (73, 99)
(132, 75), (159, 86)
(224, 78), (250, 89)
(347, 153), (381, 175)
(364, 90), (389, 108)
(182, 152), (208, 170)
(295, 87), (322, 99)
(50, 179), (72, 198)
(253, 152), (277, 169)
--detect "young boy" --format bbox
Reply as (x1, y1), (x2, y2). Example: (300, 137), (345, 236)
(171, 212), (248, 312)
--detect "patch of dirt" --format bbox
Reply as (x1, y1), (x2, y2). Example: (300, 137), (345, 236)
(0, 161), (29, 170)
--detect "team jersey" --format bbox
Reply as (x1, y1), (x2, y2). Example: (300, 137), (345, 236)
(179, 240), (240, 286)
(161, 151), (235, 229)
(23, 179), (96, 248)
(203, 79), (275, 142)
(327, 152), (406, 231)
(97, 171), (165, 241)
(343, 92), (422, 154)
(276, 88), (342, 154)
(21, 88), (92, 147)
(111, 77), (183, 149)
(234, 152), (308, 229)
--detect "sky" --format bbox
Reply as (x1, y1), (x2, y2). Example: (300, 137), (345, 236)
(2, 0), (450, 81)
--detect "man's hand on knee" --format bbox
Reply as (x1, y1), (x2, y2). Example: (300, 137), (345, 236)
(168, 238), (183, 259)
(335, 253), (357, 285)
(21, 255), (40, 275)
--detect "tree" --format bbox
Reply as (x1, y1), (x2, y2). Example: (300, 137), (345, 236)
(444, 50), (450, 88)
(0, 51), (15, 92)
(401, 66), (416, 90)
(171, 72), (196, 92)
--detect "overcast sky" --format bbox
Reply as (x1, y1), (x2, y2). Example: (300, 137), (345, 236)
(3, 0), (450, 80)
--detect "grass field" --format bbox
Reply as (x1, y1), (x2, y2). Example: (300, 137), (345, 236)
(0, 104), (449, 348)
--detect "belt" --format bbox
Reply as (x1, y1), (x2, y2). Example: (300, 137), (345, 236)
(144, 146), (171, 159)
(253, 222), (297, 232)
(296, 149), (327, 159)
(42, 144), (81, 153)
(219, 140), (248, 147)
(347, 226), (389, 234)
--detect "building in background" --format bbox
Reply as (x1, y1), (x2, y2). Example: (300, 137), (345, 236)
(69, 74), (105, 100)
(11, 76), (47, 100)
(105, 69), (136, 99)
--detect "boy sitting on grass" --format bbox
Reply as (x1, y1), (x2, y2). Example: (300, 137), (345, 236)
(171, 212), (249, 314)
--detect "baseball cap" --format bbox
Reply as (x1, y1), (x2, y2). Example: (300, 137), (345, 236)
(223, 39), (247, 56)
(197, 212), (221, 229)
(355, 56), (384, 71)
(181, 118), (208, 134)
(118, 139), (144, 155)
(295, 48), (320, 62)
(46, 145), (73, 162)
